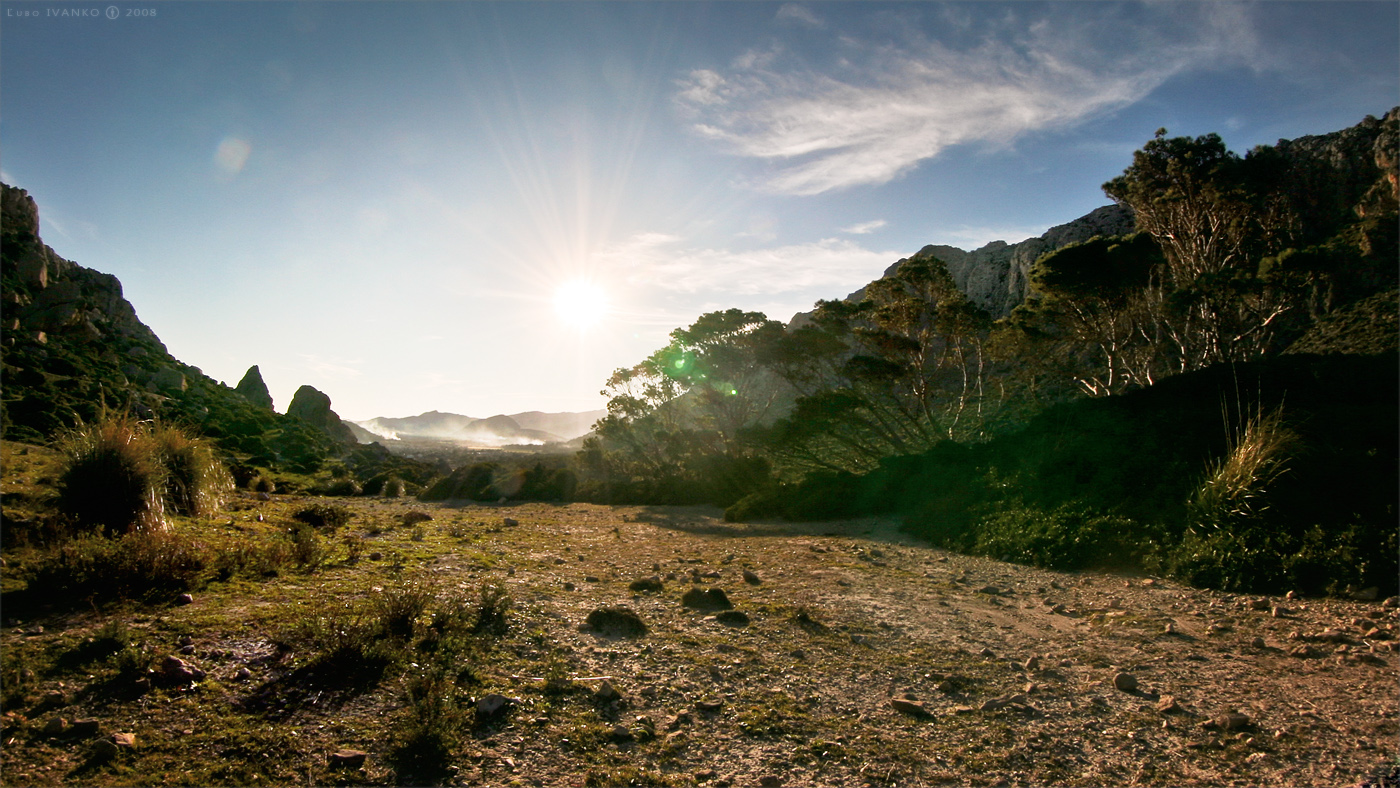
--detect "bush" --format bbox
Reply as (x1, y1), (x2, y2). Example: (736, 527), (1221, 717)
(55, 415), (236, 534)
(19, 530), (209, 607)
(149, 424), (234, 517)
(56, 414), (168, 535)
(291, 504), (352, 530)
(970, 503), (1152, 571)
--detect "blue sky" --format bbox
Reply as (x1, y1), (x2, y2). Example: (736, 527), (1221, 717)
(3, 1), (1396, 420)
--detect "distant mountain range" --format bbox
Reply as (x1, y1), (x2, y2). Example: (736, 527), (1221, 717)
(351, 409), (606, 446)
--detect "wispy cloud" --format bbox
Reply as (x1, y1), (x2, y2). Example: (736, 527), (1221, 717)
(597, 232), (898, 298)
(841, 219), (887, 235)
(776, 3), (823, 29)
(296, 354), (363, 381)
(676, 5), (1270, 195)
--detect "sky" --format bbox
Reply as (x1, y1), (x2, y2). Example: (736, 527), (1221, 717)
(2, 1), (1396, 421)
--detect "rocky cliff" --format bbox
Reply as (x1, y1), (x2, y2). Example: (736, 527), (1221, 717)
(801, 109), (1397, 324)
(0, 182), (344, 472)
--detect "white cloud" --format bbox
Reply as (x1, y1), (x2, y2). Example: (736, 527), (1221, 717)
(675, 5), (1271, 195)
(296, 354), (363, 381)
(841, 219), (887, 235)
(596, 232), (898, 298)
(776, 4), (823, 29)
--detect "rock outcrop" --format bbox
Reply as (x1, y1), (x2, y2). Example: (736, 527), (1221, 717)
(795, 109), (1397, 325)
(2, 184), (162, 348)
(235, 365), (275, 411)
(287, 385), (358, 446)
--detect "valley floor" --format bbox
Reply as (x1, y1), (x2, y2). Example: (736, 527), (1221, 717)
(2, 495), (1397, 787)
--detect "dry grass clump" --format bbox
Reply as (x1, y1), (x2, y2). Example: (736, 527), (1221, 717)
(149, 424), (234, 517)
(1189, 404), (1298, 532)
(55, 415), (234, 535)
(56, 414), (168, 535)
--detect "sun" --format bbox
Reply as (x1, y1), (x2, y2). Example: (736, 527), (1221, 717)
(552, 278), (610, 329)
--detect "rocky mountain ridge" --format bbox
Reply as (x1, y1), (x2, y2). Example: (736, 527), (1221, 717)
(355, 408), (606, 445)
(806, 108), (1398, 323)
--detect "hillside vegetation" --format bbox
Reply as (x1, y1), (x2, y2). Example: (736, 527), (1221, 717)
(579, 110), (1399, 597)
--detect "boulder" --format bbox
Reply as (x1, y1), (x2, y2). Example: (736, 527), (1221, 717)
(287, 385), (358, 445)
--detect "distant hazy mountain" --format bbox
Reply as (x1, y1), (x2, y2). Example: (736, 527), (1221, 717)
(354, 408), (605, 444)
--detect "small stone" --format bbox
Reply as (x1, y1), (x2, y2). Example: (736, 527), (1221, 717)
(70, 719), (101, 738)
(610, 724), (632, 741)
(1250, 598), (1270, 611)
(175, 593), (194, 606)
(233, 667), (253, 682)
(1202, 712), (1252, 731)
(977, 585), (1002, 596)
(43, 717), (68, 737)
(111, 732), (136, 748)
(742, 569), (761, 585)
(629, 576), (664, 593)
(563, 582), (576, 591)
(667, 711), (694, 730)
(891, 697), (929, 716)
(502, 518), (518, 527)
(179, 644), (196, 655)
(1250, 637), (1266, 649)
(1286, 590), (1298, 600)
(978, 647), (996, 658)
(714, 610), (750, 627)
(584, 575), (600, 583)
(330, 749), (368, 769)
(476, 693), (511, 718)
(1023, 656), (1041, 671)
(1050, 604), (1067, 615)
(40, 689), (66, 707)
(681, 587), (732, 612)
(695, 699), (724, 713)
(593, 680), (622, 703)
(368, 552), (382, 561)
(1156, 695), (1181, 714)
(583, 606), (648, 637)
(88, 738), (120, 760)
(695, 770), (718, 782)
(1113, 673), (1138, 692)
(1383, 596), (1399, 609)
(1164, 622), (1177, 635)
(759, 776), (783, 787)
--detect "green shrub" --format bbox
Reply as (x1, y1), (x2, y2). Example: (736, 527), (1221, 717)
(19, 530), (209, 607)
(288, 524), (328, 570)
(971, 503), (1150, 571)
(419, 463), (499, 502)
(388, 668), (465, 783)
(291, 503), (352, 530)
(55, 414), (168, 535)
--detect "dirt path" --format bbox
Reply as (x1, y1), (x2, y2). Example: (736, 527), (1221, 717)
(2, 499), (1396, 787)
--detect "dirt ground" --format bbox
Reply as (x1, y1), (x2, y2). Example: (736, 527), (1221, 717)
(2, 495), (1397, 787)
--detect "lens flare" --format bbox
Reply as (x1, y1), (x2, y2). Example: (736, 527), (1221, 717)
(553, 279), (609, 329)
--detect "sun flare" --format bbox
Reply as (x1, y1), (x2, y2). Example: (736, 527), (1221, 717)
(553, 279), (610, 329)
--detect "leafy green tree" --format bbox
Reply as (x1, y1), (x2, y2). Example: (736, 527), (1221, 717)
(580, 309), (784, 503)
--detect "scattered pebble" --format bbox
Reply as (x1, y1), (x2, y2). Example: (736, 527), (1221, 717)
(329, 749), (368, 769)
(1113, 673), (1138, 692)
